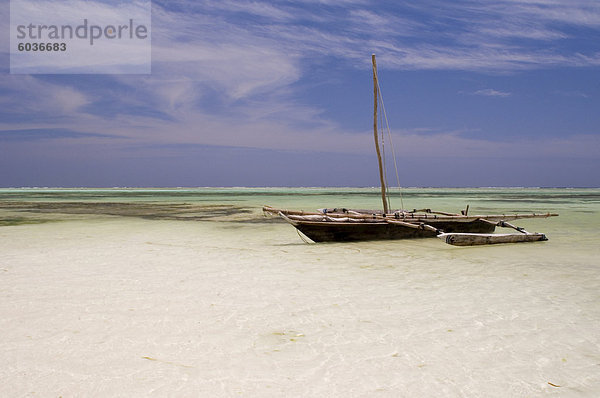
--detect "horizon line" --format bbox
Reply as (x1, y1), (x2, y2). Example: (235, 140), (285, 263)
(1, 186), (599, 190)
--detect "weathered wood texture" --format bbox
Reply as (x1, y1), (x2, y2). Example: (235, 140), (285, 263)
(271, 206), (553, 243)
(264, 206), (558, 223)
(279, 215), (496, 242)
(372, 54), (388, 214)
(439, 233), (548, 246)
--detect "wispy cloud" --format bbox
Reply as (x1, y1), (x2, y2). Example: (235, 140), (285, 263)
(0, 128), (117, 142)
(554, 90), (590, 98)
(473, 89), (512, 97)
(0, 75), (90, 116)
(152, 0), (600, 73)
(200, 0), (295, 22)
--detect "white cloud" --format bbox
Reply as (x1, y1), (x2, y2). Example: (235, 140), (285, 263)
(201, 0), (295, 21)
(142, 0), (600, 77)
(145, 6), (301, 106)
(0, 75), (90, 115)
(500, 0), (600, 27)
(473, 89), (512, 97)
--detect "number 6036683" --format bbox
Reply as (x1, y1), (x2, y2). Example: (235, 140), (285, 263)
(17, 42), (67, 51)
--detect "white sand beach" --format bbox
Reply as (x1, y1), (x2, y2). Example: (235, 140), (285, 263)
(1, 189), (599, 397)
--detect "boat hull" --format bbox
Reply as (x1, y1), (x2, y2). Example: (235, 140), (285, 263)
(293, 219), (496, 242)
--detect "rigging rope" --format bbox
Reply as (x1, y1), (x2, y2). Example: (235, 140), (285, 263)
(296, 228), (313, 244)
(373, 68), (405, 211)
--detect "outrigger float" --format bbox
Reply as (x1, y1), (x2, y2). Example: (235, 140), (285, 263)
(264, 55), (557, 246)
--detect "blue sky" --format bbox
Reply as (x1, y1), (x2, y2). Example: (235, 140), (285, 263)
(1, 0), (599, 187)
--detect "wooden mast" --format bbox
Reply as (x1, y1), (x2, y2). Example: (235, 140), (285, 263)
(372, 54), (389, 213)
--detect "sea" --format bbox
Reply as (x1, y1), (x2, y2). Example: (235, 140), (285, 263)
(0, 188), (598, 397)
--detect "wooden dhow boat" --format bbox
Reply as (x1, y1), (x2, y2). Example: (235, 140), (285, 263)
(264, 55), (557, 246)
(263, 205), (557, 244)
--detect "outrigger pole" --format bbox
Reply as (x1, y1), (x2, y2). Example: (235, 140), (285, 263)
(372, 54), (389, 214)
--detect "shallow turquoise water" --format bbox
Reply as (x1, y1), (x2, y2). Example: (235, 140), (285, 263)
(1, 186), (598, 224)
(1, 187), (598, 211)
(1, 186), (598, 263)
